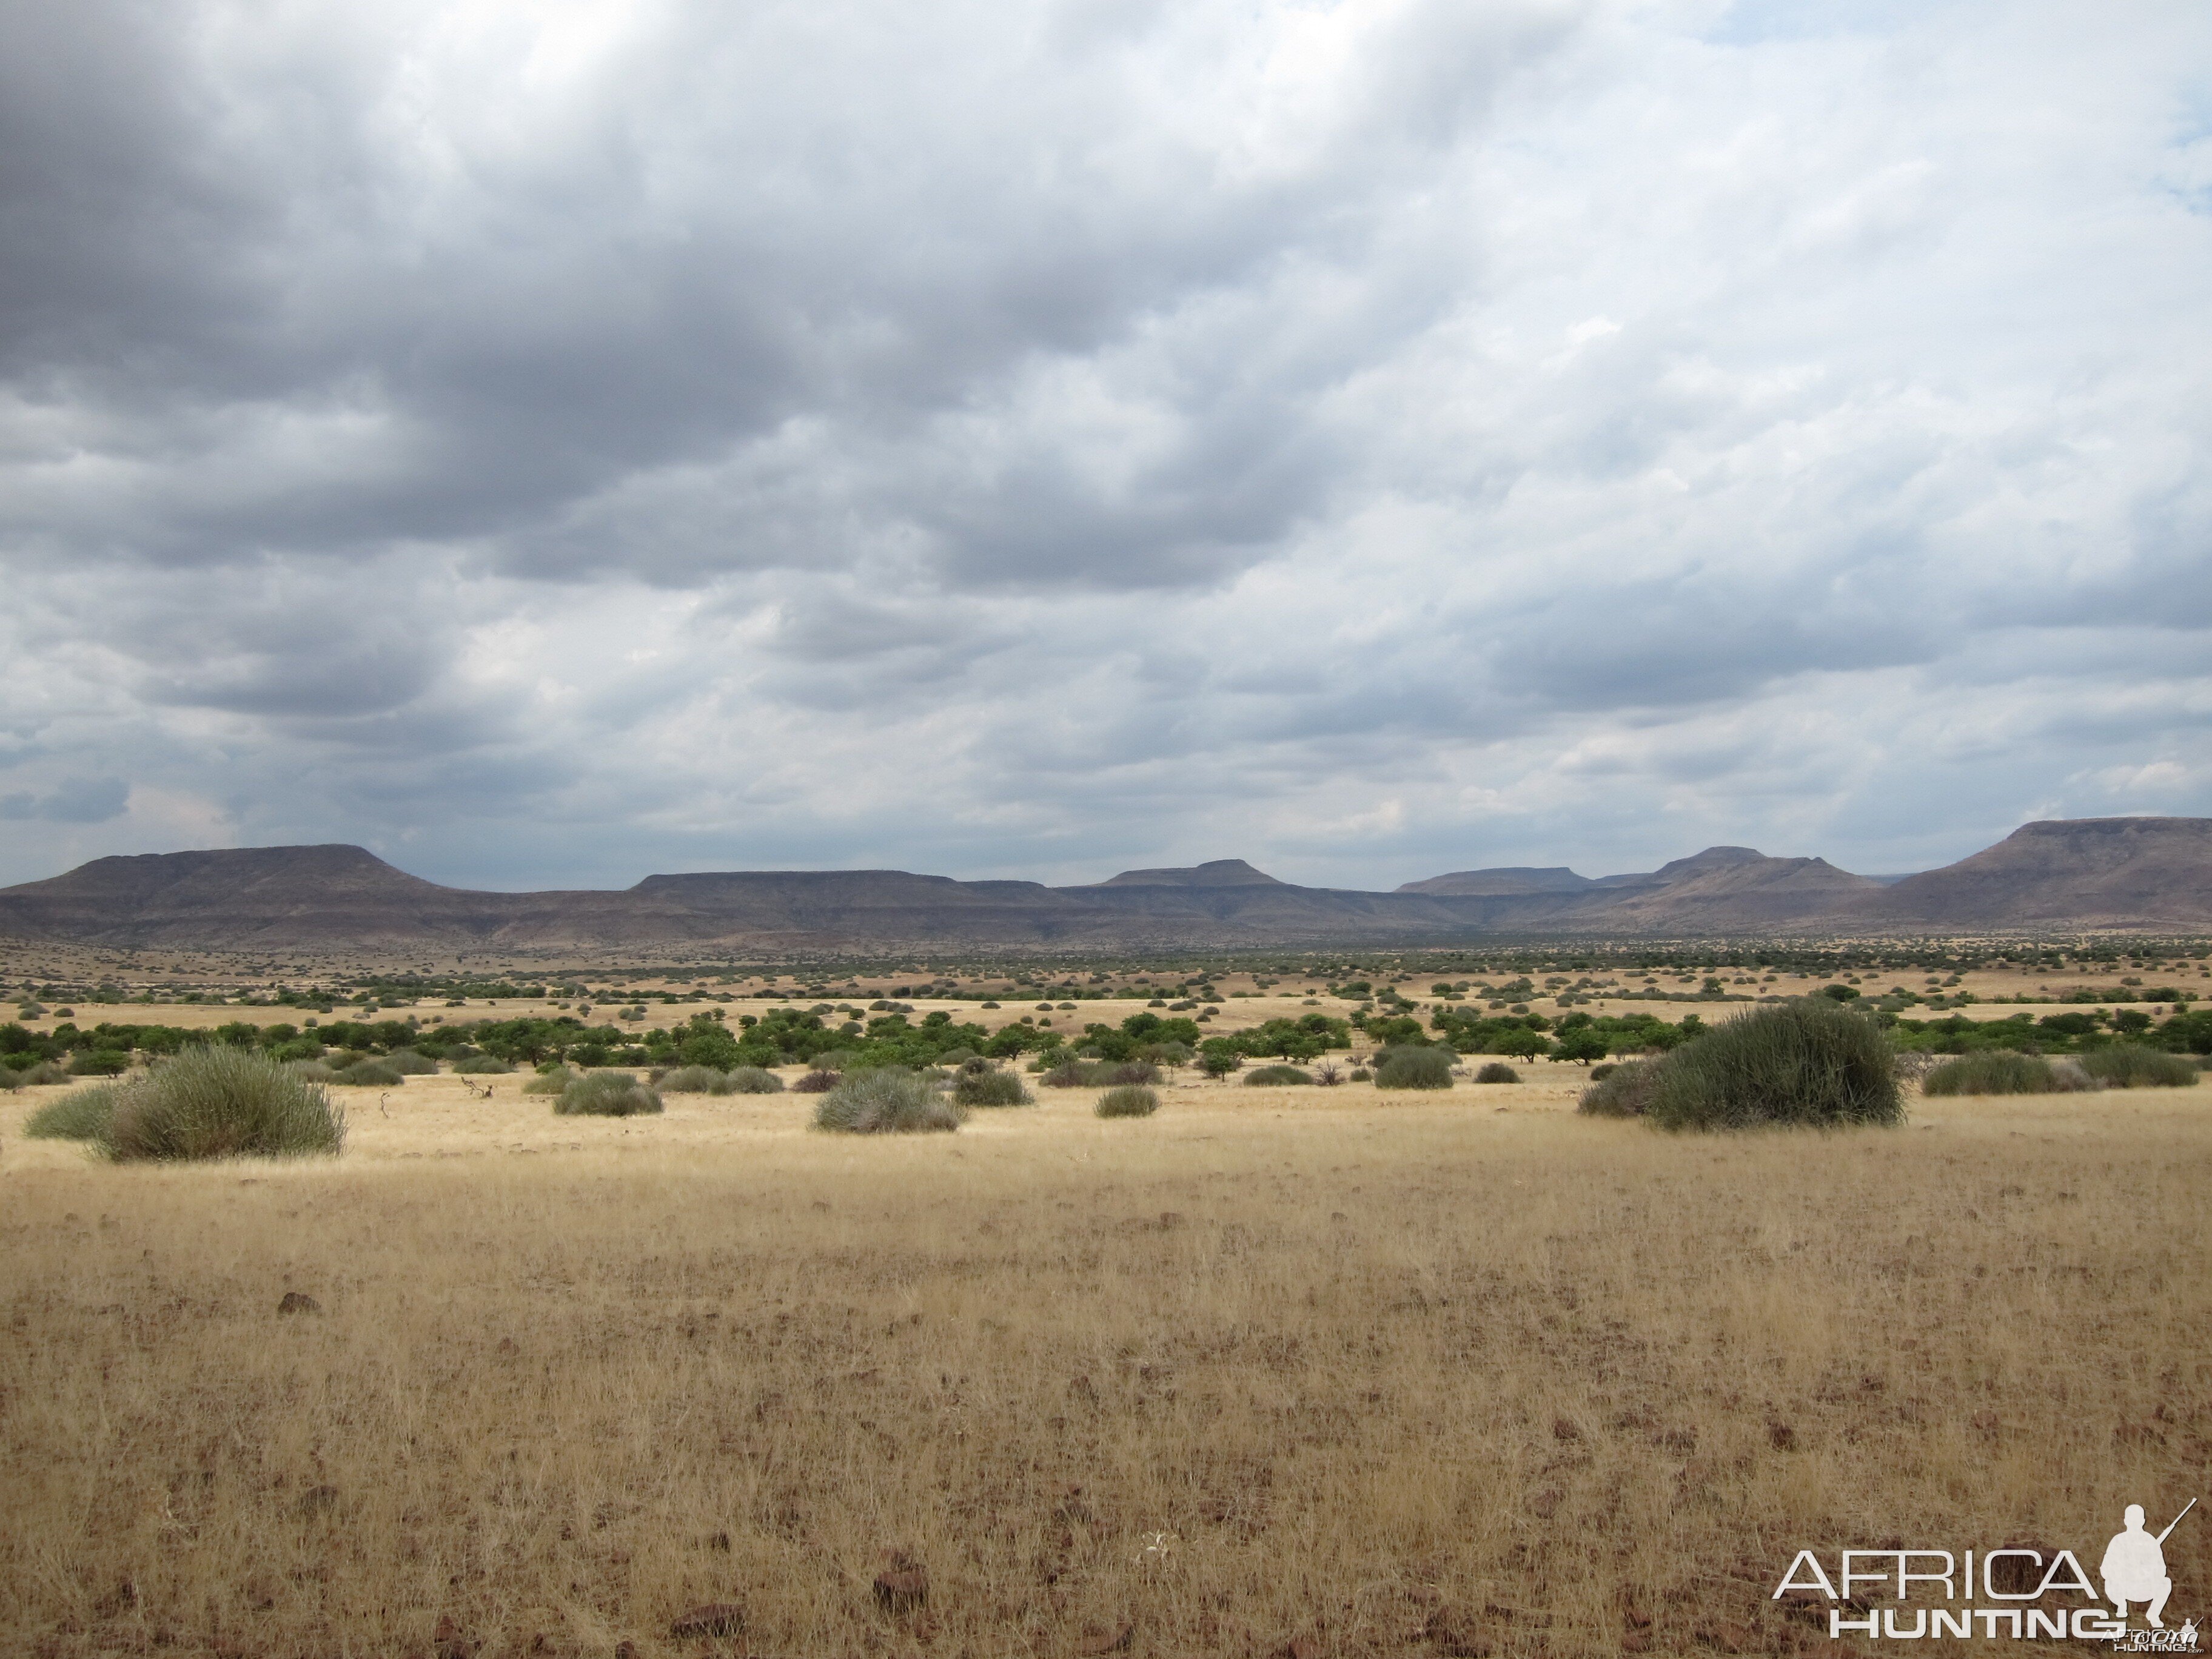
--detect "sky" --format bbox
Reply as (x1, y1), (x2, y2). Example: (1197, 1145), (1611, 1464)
(2, 0), (2209, 894)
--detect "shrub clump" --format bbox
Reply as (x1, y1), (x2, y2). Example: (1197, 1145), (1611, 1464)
(330, 1059), (404, 1087)
(5, 1059), (69, 1088)
(656, 1064), (728, 1094)
(2079, 1044), (2197, 1089)
(1922, 1051), (2058, 1096)
(1374, 1047), (1454, 1090)
(451, 1055), (514, 1075)
(1103, 1061), (1161, 1087)
(382, 1049), (439, 1075)
(953, 1068), (1033, 1108)
(1473, 1062), (1521, 1084)
(25, 1083), (121, 1141)
(1578, 1059), (1661, 1118)
(1245, 1065), (1313, 1085)
(1096, 1085), (1160, 1118)
(723, 1065), (786, 1094)
(521, 1065), (578, 1096)
(555, 1073), (663, 1117)
(1585, 999), (1902, 1131)
(105, 1047), (346, 1161)
(814, 1068), (962, 1134)
(792, 1069), (839, 1093)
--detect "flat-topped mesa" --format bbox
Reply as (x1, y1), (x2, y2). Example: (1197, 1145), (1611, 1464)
(3, 815), (2209, 945)
(1091, 859), (1287, 888)
(1396, 866), (1593, 897)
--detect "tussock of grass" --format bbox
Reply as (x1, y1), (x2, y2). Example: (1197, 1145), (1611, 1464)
(953, 1069), (1032, 1108)
(106, 1047), (346, 1161)
(2080, 1044), (2197, 1089)
(25, 1083), (120, 1141)
(1095, 1084), (1159, 1118)
(1473, 1062), (1521, 1084)
(522, 1065), (579, 1096)
(382, 1050), (440, 1075)
(1578, 1059), (1660, 1118)
(1374, 1047), (1453, 1090)
(814, 1068), (961, 1133)
(331, 1060), (404, 1087)
(1922, 1051), (2058, 1096)
(655, 1065), (728, 1094)
(723, 1065), (786, 1094)
(555, 1073), (662, 1117)
(1594, 999), (1902, 1131)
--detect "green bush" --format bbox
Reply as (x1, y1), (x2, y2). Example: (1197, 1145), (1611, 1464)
(814, 1068), (961, 1133)
(953, 1068), (1032, 1107)
(1096, 1085), (1159, 1118)
(1103, 1061), (1161, 1086)
(1374, 1047), (1454, 1090)
(723, 1065), (786, 1094)
(330, 1059), (403, 1086)
(555, 1073), (663, 1116)
(1578, 1059), (1660, 1118)
(1473, 1062), (1520, 1084)
(1624, 999), (1902, 1131)
(105, 1047), (346, 1161)
(2079, 1044), (2197, 1089)
(793, 1069), (838, 1093)
(1041, 1059), (1094, 1088)
(451, 1055), (514, 1075)
(7, 1059), (69, 1087)
(1245, 1065), (1312, 1085)
(382, 1049), (439, 1074)
(521, 1065), (578, 1096)
(657, 1065), (727, 1094)
(25, 1083), (120, 1141)
(69, 1049), (131, 1076)
(1922, 1051), (2057, 1096)
(1347, 1067), (1372, 1082)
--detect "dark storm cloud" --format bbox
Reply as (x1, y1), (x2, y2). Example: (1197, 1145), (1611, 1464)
(0, 0), (2208, 891)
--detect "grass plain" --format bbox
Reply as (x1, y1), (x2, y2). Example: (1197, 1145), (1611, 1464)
(3, 1065), (2208, 1658)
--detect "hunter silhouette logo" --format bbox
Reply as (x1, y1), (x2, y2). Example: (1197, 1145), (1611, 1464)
(1772, 1498), (2199, 1644)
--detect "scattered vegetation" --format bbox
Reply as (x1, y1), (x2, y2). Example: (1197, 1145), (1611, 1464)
(1095, 1085), (1159, 1118)
(952, 1068), (1032, 1107)
(813, 1068), (962, 1133)
(1922, 1051), (2065, 1096)
(105, 1047), (347, 1161)
(554, 1073), (663, 1117)
(2079, 1044), (2198, 1089)
(24, 1082), (119, 1141)
(330, 1059), (403, 1086)
(655, 1065), (728, 1094)
(1373, 1047), (1454, 1090)
(1582, 999), (1902, 1131)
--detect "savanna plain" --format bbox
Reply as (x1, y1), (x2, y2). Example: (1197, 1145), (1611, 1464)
(4, 1053), (2208, 1658)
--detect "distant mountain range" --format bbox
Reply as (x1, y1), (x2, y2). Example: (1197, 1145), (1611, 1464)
(1, 816), (2207, 953)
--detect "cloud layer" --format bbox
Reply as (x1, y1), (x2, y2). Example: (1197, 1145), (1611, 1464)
(2, 0), (2208, 892)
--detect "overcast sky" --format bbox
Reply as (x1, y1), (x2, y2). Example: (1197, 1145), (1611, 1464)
(2, 0), (2208, 894)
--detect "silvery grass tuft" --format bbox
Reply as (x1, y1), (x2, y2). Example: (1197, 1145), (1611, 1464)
(104, 1047), (346, 1161)
(814, 1068), (962, 1133)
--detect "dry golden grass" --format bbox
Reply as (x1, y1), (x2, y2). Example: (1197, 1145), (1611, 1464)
(2, 1073), (2207, 1658)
